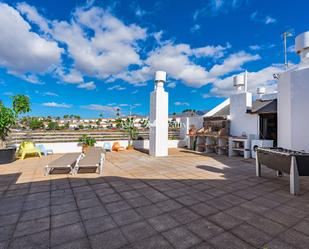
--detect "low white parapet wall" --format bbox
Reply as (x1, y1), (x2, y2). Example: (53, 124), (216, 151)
(133, 139), (186, 149)
(14, 139), (186, 154)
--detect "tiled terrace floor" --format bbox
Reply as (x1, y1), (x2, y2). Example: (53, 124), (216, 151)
(1, 149), (309, 249)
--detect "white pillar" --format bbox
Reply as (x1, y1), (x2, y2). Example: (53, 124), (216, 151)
(149, 71), (168, 157)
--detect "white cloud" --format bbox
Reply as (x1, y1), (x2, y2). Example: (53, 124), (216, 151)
(209, 51), (260, 77)
(42, 102), (72, 108)
(35, 91), (58, 96)
(0, 3), (62, 80)
(174, 101), (189, 106)
(81, 104), (117, 116)
(251, 12), (277, 25)
(51, 7), (146, 79)
(192, 43), (230, 59)
(16, 2), (50, 32)
(107, 85), (126, 91)
(77, 81), (96, 90)
(249, 45), (261, 51)
(193, 0), (246, 19)
(167, 82), (176, 88)
(56, 68), (84, 84)
(144, 43), (211, 88)
(190, 24), (201, 33)
(210, 64), (285, 97)
(265, 16), (277, 24)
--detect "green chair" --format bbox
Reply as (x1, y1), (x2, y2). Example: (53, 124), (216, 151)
(17, 141), (42, 160)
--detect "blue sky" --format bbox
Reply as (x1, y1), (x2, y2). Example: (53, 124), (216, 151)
(0, 0), (307, 118)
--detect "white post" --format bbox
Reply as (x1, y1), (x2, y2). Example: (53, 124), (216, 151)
(149, 71), (168, 157)
(290, 156), (300, 195)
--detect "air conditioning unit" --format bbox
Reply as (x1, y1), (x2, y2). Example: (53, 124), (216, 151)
(251, 139), (274, 158)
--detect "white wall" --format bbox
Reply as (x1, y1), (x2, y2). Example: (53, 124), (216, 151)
(18, 140), (129, 154)
(230, 92), (259, 137)
(133, 139), (186, 149)
(278, 65), (309, 151)
(14, 139), (185, 154)
(179, 117), (204, 139)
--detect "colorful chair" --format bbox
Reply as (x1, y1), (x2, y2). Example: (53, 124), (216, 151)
(36, 144), (54, 156)
(17, 141), (42, 160)
(112, 142), (125, 152)
(103, 142), (112, 152)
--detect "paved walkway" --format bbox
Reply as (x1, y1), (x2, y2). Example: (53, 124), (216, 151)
(1, 149), (309, 249)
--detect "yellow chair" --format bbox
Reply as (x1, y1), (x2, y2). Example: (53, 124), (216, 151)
(17, 141), (42, 160)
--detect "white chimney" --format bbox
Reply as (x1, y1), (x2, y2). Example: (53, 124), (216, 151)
(278, 31), (309, 152)
(149, 71), (168, 157)
(257, 87), (266, 99)
(295, 31), (309, 63)
(233, 71), (248, 92)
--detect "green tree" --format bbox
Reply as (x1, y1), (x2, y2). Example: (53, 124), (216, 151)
(12, 95), (31, 114)
(0, 95), (31, 148)
(47, 121), (59, 130)
(115, 118), (123, 129)
(29, 118), (44, 130)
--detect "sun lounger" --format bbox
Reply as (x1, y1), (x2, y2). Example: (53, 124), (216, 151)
(44, 153), (81, 176)
(74, 147), (105, 175)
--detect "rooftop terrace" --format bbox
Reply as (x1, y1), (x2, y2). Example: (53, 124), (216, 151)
(1, 149), (309, 249)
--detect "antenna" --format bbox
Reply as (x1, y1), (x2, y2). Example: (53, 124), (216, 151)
(282, 29), (294, 70)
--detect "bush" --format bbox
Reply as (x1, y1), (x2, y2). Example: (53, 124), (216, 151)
(78, 135), (96, 146)
(47, 121), (59, 130)
(29, 118), (44, 130)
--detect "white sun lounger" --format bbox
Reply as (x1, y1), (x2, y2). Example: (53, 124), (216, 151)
(73, 147), (105, 175)
(44, 153), (82, 176)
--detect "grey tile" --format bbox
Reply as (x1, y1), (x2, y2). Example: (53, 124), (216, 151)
(176, 195), (200, 206)
(105, 200), (131, 214)
(187, 218), (224, 240)
(112, 209), (142, 226)
(156, 199), (182, 212)
(268, 211), (306, 227)
(169, 208), (201, 225)
(84, 215), (117, 235)
(80, 206), (108, 221)
(51, 202), (77, 216)
(20, 207), (50, 222)
(76, 197), (101, 209)
(225, 206), (258, 221)
(136, 205), (163, 218)
(293, 220), (309, 236)
(51, 238), (91, 249)
(189, 202), (219, 217)
(264, 238), (295, 249)
(0, 224), (15, 242)
(9, 230), (49, 249)
(208, 212), (243, 230)
(147, 214), (179, 232)
(14, 217), (50, 238)
(129, 235), (172, 249)
(100, 193), (123, 204)
(90, 228), (128, 249)
(279, 229), (309, 249)
(121, 221), (157, 243)
(163, 226), (201, 249)
(247, 216), (285, 236)
(231, 223), (272, 248)
(51, 211), (81, 228)
(50, 222), (86, 247)
(0, 213), (19, 226)
(209, 232), (255, 249)
(127, 196), (152, 208)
